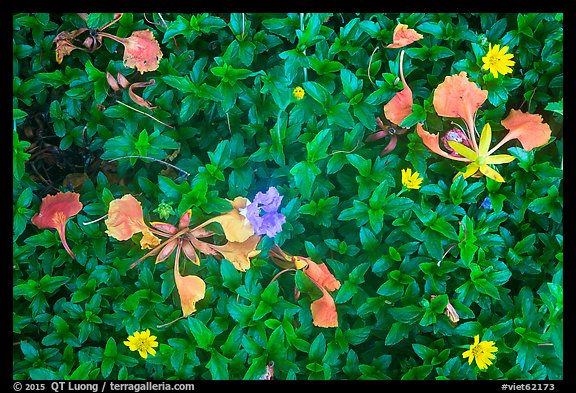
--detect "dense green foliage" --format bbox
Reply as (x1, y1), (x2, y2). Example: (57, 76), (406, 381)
(13, 13), (563, 380)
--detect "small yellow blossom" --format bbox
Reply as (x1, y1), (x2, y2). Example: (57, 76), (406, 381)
(481, 43), (515, 78)
(123, 329), (158, 359)
(293, 86), (305, 100)
(401, 168), (423, 190)
(462, 335), (498, 370)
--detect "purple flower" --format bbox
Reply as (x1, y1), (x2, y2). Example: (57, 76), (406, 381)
(253, 187), (283, 213)
(480, 196), (492, 210)
(241, 187), (286, 238)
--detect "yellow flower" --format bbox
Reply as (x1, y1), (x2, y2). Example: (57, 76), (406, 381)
(481, 43), (515, 78)
(293, 86), (305, 100)
(448, 123), (516, 183)
(123, 329), (159, 359)
(401, 168), (423, 190)
(462, 335), (498, 370)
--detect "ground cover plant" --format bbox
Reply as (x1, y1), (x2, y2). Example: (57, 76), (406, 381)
(13, 13), (563, 381)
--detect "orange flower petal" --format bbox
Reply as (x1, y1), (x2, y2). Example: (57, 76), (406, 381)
(304, 260), (341, 292)
(499, 109), (552, 152)
(122, 30), (163, 74)
(433, 72), (488, 128)
(384, 50), (412, 126)
(174, 260), (206, 316)
(310, 289), (339, 328)
(105, 194), (148, 241)
(210, 235), (262, 272)
(416, 123), (470, 162)
(386, 23), (423, 49)
(31, 192), (83, 259)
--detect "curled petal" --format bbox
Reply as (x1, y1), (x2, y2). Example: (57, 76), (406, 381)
(499, 109), (552, 152)
(53, 28), (88, 64)
(417, 123), (469, 162)
(31, 192), (83, 259)
(386, 23), (423, 49)
(174, 259), (206, 316)
(310, 289), (339, 328)
(433, 72), (488, 128)
(128, 79), (158, 110)
(116, 72), (130, 89)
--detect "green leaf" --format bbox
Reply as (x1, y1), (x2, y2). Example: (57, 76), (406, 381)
(186, 318), (216, 350)
(290, 161), (321, 200)
(306, 129), (333, 163)
(206, 350), (230, 379)
(221, 259), (242, 290)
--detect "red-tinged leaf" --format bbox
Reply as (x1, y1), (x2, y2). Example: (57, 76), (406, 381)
(178, 209), (192, 229)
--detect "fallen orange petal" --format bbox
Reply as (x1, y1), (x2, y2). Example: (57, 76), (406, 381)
(122, 30), (163, 74)
(105, 194), (149, 241)
(310, 289), (339, 328)
(433, 71), (488, 129)
(174, 257), (206, 316)
(416, 123), (470, 162)
(386, 23), (423, 49)
(210, 235), (262, 272)
(31, 192), (83, 259)
(384, 50), (413, 126)
(499, 109), (552, 152)
(304, 260), (341, 292)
